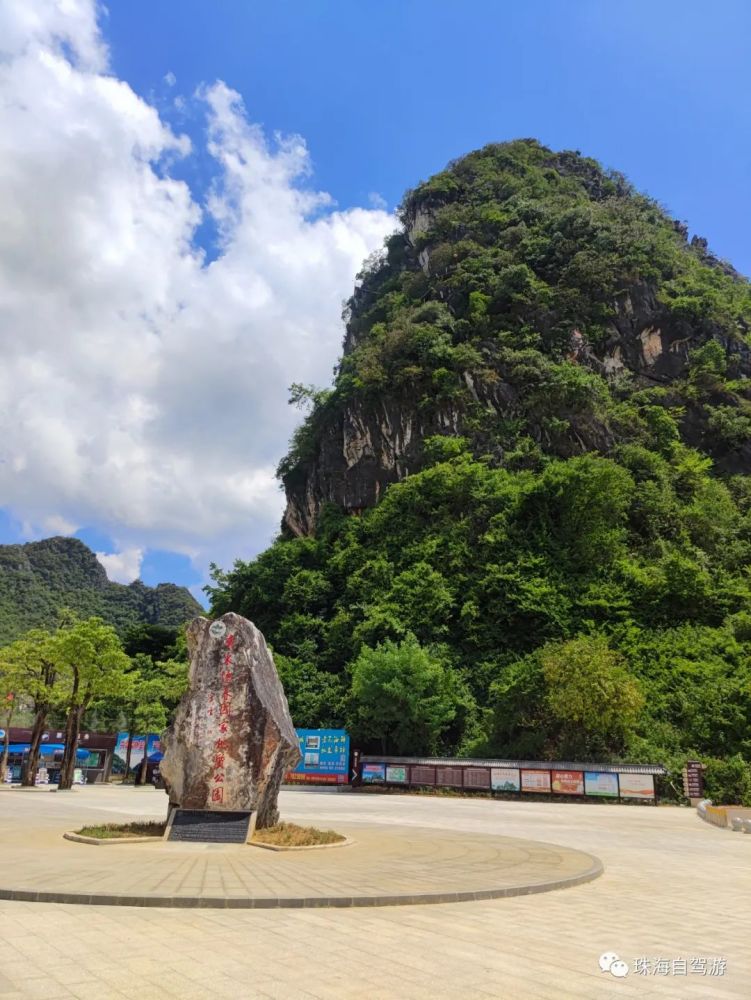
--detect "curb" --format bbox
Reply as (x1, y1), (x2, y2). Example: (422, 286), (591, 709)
(0, 856), (603, 909)
(247, 837), (354, 852)
(63, 832), (353, 850)
(63, 832), (162, 846)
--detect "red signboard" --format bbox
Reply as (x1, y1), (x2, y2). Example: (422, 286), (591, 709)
(551, 770), (584, 795)
(284, 772), (347, 784)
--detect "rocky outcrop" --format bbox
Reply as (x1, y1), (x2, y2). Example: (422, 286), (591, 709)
(280, 142), (751, 537)
(283, 395), (462, 537)
(160, 612), (300, 828)
(282, 281), (751, 536)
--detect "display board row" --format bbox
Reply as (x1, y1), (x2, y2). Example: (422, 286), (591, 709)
(361, 763), (655, 800)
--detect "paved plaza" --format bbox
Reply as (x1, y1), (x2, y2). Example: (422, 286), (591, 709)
(0, 788), (599, 907)
(0, 786), (748, 999)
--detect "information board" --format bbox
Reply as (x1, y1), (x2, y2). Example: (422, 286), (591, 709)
(169, 809), (252, 843)
(362, 763), (386, 783)
(464, 768), (490, 789)
(552, 770), (584, 795)
(683, 761), (704, 799)
(491, 767), (520, 792)
(584, 771), (619, 797)
(287, 729), (350, 784)
(521, 769), (551, 793)
(619, 772), (655, 800)
(386, 765), (407, 783)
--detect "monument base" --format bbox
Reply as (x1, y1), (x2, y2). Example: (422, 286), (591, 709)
(165, 807), (257, 844)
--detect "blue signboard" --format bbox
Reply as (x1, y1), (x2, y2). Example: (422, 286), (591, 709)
(288, 729), (350, 784)
(362, 763), (386, 783)
(584, 771), (619, 798)
(114, 732), (162, 769)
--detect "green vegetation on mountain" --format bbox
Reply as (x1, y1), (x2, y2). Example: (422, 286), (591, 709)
(0, 537), (201, 644)
(209, 140), (751, 801)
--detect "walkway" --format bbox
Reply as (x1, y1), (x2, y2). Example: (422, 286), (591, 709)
(0, 786), (748, 999)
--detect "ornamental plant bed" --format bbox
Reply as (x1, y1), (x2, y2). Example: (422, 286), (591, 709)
(250, 821), (347, 850)
(69, 821), (166, 842)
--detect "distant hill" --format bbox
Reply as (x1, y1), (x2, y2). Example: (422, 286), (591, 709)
(0, 536), (202, 644)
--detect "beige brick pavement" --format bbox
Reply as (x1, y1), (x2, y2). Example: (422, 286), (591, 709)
(0, 786), (748, 999)
(0, 790), (598, 903)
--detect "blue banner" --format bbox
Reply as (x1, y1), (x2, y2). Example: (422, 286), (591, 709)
(289, 728), (350, 783)
(114, 732), (162, 768)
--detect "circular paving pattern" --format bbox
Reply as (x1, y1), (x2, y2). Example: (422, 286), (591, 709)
(0, 804), (602, 908)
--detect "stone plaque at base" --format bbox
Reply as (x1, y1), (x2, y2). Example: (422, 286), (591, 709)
(167, 808), (256, 844)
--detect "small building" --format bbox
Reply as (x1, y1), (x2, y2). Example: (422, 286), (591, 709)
(3, 727), (117, 784)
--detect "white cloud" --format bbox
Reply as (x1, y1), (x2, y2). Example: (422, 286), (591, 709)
(96, 547), (144, 584)
(0, 0), (395, 581)
(42, 515), (78, 536)
(164, 70), (176, 87)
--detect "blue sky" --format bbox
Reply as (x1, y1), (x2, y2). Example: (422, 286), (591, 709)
(0, 0), (749, 601)
(105, 0), (751, 272)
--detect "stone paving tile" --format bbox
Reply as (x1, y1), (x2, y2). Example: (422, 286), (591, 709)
(0, 804), (598, 904)
(1, 787), (750, 998)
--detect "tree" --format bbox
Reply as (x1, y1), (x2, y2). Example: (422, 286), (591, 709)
(0, 646), (25, 779)
(349, 634), (463, 754)
(54, 618), (132, 790)
(541, 635), (644, 757)
(5, 629), (63, 786)
(121, 623), (181, 662)
(274, 653), (346, 729)
(94, 629), (188, 780)
(104, 653), (158, 780)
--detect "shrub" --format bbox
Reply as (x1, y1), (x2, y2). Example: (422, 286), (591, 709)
(703, 755), (751, 806)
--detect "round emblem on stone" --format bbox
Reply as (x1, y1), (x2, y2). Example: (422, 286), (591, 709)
(209, 620), (227, 640)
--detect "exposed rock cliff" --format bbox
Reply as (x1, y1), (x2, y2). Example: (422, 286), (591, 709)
(281, 140), (751, 536)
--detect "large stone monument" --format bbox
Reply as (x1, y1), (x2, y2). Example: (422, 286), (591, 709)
(160, 612), (300, 837)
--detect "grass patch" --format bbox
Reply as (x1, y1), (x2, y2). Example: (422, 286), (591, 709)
(74, 821), (165, 839)
(252, 821), (344, 847)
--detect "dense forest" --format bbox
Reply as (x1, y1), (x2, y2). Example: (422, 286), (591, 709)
(0, 537), (201, 643)
(208, 140), (751, 802)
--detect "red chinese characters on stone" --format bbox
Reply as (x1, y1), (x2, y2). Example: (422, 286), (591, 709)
(209, 631), (236, 805)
